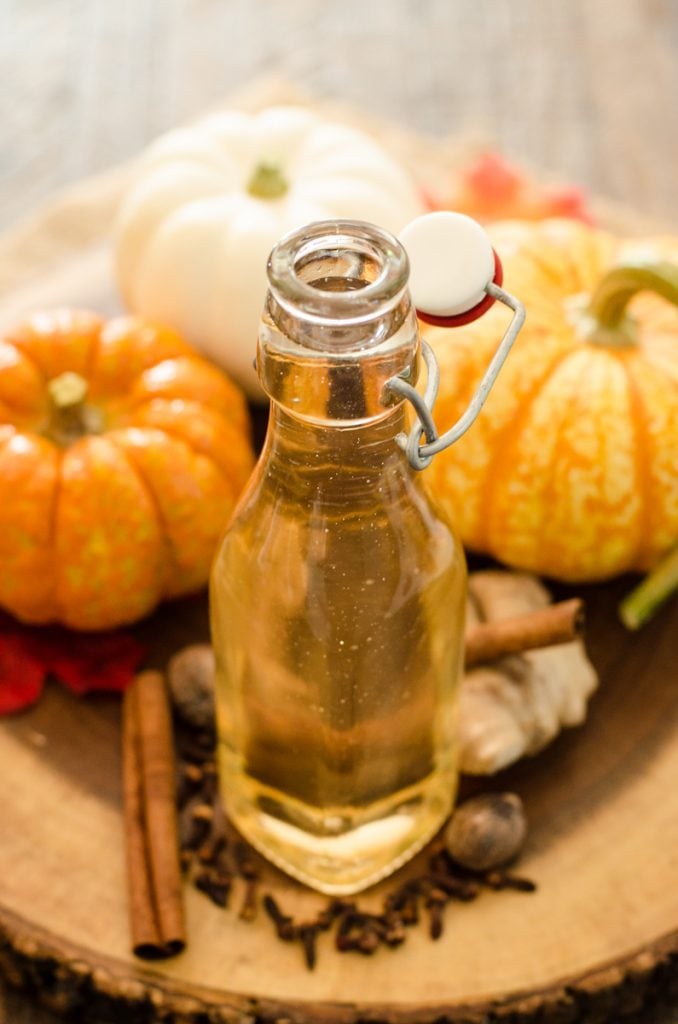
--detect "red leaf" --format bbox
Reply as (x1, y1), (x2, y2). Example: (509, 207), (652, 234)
(544, 184), (596, 224)
(0, 633), (46, 713)
(42, 631), (147, 696)
(465, 153), (522, 202)
(0, 613), (147, 714)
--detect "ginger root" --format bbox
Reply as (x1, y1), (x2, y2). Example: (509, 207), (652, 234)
(459, 571), (598, 775)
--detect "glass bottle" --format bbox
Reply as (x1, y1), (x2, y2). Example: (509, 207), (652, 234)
(210, 220), (466, 895)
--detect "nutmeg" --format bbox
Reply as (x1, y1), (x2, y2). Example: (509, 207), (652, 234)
(444, 792), (527, 871)
(168, 643), (216, 731)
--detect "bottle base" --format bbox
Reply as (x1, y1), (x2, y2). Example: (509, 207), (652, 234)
(221, 768), (456, 895)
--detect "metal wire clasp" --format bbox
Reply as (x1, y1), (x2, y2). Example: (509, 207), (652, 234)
(383, 283), (526, 471)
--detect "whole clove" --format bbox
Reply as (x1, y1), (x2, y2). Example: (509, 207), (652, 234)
(334, 911), (386, 956)
(425, 888), (448, 940)
(178, 800), (205, 850)
(357, 920), (380, 955)
(234, 841), (259, 880)
(299, 923), (320, 969)
(426, 904), (444, 940)
(483, 869), (537, 892)
(178, 730), (215, 764)
(183, 803), (214, 851)
(380, 913), (406, 947)
(176, 761), (204, 807)
(194, 867), (232, 908)
(262, 894), (297, 942)
(399, 892), (420, 925)
(316, 899), (353, 931)
(197, 832), (227, 866)
(239, 876), (259, 921)
(199, 761), (219, 803)
(196, 800), (228, 865)
(335, 910), (364, 952)
(426, 871), (479, 901)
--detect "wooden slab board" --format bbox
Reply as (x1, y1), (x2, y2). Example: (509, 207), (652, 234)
(0, 83), (677, 1022)
(0, 581), (677, 1023)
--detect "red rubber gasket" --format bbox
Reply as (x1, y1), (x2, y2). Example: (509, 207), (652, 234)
(416, 249), (503, 328)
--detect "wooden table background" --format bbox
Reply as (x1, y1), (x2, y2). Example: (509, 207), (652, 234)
(0, 0), (676, 1021)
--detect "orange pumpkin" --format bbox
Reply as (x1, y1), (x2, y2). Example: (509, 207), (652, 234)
(423, 219), (678, 582)
(0, 311), (254, 629)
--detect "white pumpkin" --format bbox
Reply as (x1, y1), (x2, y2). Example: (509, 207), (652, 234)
(115, 106), (425, 398)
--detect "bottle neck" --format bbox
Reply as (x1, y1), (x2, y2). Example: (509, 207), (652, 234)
(264, 401), (410, 471)
(258, 292), (419, 424)
(259, 219), (419, 424)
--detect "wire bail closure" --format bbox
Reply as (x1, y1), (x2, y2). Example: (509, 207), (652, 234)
(383, 281), (526, 471)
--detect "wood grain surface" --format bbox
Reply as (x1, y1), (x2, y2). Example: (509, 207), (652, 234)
(0, 580), (676, 1024)
(1, 2), (677, 1022)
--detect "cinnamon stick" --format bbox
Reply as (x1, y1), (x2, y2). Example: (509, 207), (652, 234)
(122, 670), (185, 959)
(464, 598), (584, 668)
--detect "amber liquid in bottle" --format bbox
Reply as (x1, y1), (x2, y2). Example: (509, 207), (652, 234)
(210, 222), (466, 894)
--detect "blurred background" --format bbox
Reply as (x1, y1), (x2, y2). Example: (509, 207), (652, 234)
(1, 0), (677, 233)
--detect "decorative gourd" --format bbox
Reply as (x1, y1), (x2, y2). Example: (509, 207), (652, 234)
(115, 106), (425, 398)
(423, 219), (678, 582)
(0, 311), (254, 630)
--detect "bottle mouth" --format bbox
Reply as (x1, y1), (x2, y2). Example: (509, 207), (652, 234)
(267, 220), (410, 333)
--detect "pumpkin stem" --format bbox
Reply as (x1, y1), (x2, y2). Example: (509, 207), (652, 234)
(619, 542), (678, 630)
(46, 371), (102, 446)
(587, 260), (678, 344)
(247, 161), (289, 199)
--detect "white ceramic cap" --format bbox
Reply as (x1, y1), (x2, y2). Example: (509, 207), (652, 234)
(399, 211), (495, 317)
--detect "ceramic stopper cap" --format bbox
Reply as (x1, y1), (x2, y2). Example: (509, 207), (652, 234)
(400, 211), (495, 317)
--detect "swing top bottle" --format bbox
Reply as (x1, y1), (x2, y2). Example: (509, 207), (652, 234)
(210, 220), (466, 895)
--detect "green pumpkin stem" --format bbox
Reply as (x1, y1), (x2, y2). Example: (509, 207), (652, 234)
(619, 542), (678, 630)
(46, 371), (101, 446)
(247, 161), (288, 199)
(588, 260), (678, 345)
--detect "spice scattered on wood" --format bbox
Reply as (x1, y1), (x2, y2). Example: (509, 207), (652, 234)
(176, 727), (216, 764)
(263, 893), (297, 941)
(175, 733), (536, 970)
(239, 876), (259, 921)
(176, 760), (204, 807)
(299, 923), (321, 969)
(181, 802), (213, 852)
(425, 890), (446, 941)
(122, 574), (575, 968)
(483, 869), (537, 892)
(122, 670), (185, 960)
(194, 866), (231, 908)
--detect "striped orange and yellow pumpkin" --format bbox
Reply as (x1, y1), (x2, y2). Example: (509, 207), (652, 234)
(423, 219), (678, 581)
